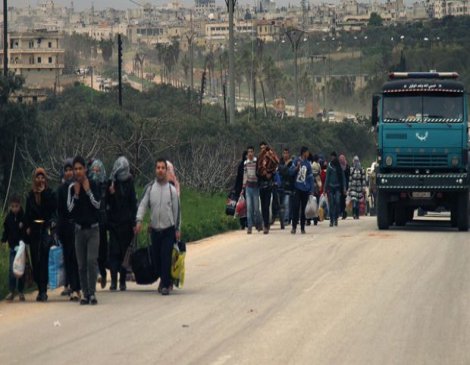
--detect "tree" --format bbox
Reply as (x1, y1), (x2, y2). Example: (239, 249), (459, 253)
(369, 13), (383, 27)
(100, 39), (114, 62)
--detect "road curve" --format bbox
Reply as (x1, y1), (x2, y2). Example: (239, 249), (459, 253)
(0, 216), (469, 365)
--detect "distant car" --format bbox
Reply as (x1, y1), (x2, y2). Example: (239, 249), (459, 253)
(327, 111), (336, 122)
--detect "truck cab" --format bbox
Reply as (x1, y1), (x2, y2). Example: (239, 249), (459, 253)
(372, 72), (469, 231)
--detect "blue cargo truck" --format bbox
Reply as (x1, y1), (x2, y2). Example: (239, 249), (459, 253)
(372, 72), (469, 231)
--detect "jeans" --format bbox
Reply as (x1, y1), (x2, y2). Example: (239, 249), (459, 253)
(58, 222), (80, 292)
(353, 199), (360, 218)
(292, 189), (310, 230)
(246, 186), (260, 229)
(260, 187), (272, 229)
(151, 226), (175, 289)
(328, 189), (341, 224)
(282, 191), (292, 222)
(75, 225), (100, 297)
(9, 248), (25, 293)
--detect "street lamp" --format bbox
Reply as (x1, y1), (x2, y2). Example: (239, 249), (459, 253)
(284, 27), (305, 117)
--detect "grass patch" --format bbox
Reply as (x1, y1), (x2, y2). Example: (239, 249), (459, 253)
(0, 239), (9, 300)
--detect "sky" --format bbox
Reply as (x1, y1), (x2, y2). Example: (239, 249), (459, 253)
(11, 0), (339, 11)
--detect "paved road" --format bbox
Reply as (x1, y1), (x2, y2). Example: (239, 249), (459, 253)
(1, 216), (469, 365)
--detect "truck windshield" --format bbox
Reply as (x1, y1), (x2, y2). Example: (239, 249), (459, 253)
(383, 94), (464, 123)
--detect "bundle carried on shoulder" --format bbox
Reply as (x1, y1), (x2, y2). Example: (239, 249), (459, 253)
(257, 147), (280, 179)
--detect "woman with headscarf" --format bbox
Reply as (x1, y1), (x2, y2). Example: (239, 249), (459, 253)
(25, 168), (57, 302)
(89, 159), (109, 289)
(324, 152), (346, 227)
(107, 156), (137, 291)
(166, 161), (180, 196)
(57, 158), (81, 301)
(348, 156), (366, 219)
(338, 154), (350, 220)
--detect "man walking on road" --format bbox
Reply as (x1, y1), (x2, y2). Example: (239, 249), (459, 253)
(242, 146), (261, 234)
(325, 152), (346, 227)
(67, 156), (101, 305)
(278, 148), (294, 225)
(290, 147), (314, 234)
(135, 159), (181, 296)
(257, 142), (279, 234)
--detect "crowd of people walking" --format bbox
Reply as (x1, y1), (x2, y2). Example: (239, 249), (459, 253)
(233, 143), (367, 234)
(2, 156), (181, 303)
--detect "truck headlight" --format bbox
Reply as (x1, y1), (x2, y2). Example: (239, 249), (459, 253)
(385, 156), (393, 166)
(451, 156), (459, 166)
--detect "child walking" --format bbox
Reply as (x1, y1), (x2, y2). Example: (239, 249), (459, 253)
(1, 195), (26, 301)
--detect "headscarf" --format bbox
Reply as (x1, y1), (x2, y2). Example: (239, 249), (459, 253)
(167, 160), (180, 196)
(353, 156), (361, 169)
(110, 156), (131, 182)
(89, 159), (107, 184)
(32, 168), (48, 205)
(61, 158), (74, 183)
(339, 154), (348, 171)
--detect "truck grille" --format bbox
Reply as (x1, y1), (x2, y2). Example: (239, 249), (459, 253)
(396, 154), (448, 168)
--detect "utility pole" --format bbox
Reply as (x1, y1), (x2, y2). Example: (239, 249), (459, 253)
(225, 0), (236, 124)
(118, 34), (123, 107)
(285, 27), (305, 118)
(185, 10), (195, 111)
(3, 0), (7, 76)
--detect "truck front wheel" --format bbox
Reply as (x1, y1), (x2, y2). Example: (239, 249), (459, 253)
(377, 191), (392, 230)
(457, 191), (469, 231)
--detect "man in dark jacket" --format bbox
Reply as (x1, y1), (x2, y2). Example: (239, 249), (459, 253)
(57, 158), (81, 301)
(67, 156), (101, 305)
(278, 148), (294, 225)
(257, 142), (279, 234)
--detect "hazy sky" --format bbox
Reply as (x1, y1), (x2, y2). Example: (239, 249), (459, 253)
(11, 0), (333, 11)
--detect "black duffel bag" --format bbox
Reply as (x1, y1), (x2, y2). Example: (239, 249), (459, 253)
(129, 236), (158, 285)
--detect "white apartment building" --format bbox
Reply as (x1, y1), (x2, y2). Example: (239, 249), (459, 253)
(205, 20), (255, 41)
(432, 0), (469, 18)
(0, 30), (64, 90)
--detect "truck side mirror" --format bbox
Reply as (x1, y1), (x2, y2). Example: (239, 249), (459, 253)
(371, 95), (380, 127)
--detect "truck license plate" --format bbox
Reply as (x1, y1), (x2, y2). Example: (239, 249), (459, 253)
(412, 192), (431, 198)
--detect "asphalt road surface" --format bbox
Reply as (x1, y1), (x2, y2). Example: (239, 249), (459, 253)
(1, 216), (469, 365)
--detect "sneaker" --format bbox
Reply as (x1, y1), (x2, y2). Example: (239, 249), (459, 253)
(263, 228), (269, 235)
(19, 293), (25, 302)
(100, 273), (107, 289)
(329, 221), (334, 227)
(291, 228), (296, 234)
(161, 287), (170, 296)
(334, 220), (338, 226)
(247, 228), (252, 234)
(120, 283), (127, 291)
(70, 292), (81, 302)
(109, 282), (117, 291)
(36, 293), (48, 302)
(301, 229), (306, 234)
(5, 292), (14, 301)
(61, 287), (72, 296)
(89, 295), (98, 305)
(80, 296), (90, 305)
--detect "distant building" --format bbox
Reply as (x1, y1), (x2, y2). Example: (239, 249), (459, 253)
(432, 0), (469, 18)
(0, 30), (64, 91)
(195, 0), (216, 15)
(205, 20), (255, 42)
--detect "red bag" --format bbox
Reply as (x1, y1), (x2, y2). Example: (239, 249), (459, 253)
(235, 195), (247, 218)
